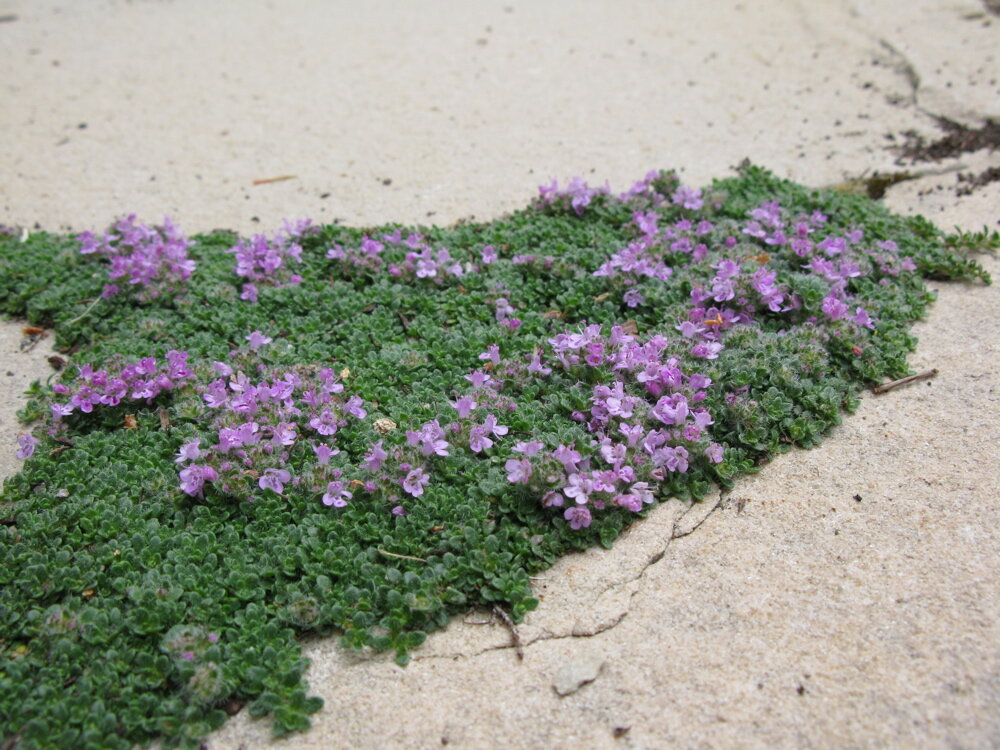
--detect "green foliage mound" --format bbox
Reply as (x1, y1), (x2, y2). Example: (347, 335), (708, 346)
(0, 165), (991, 749)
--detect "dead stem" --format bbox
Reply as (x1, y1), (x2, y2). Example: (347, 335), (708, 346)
(872, 368), (939, 394)
(492, 605), (524, 660)
(376, 548), (427, 563)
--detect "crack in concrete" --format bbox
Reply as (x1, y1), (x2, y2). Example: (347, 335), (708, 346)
(877, 38), (921, 109)
(412, 495), (725, 664)
(412, 607), (633, 664)
(873, 30), (996, 129)
(671, 494), (724, 540)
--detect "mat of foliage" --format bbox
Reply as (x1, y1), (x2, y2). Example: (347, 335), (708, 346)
(0, 165), (991, 749)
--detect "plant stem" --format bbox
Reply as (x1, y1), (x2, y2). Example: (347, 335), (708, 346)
(872, 368), (939, 394)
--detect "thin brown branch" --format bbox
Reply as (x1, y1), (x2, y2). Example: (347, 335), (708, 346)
(872, 368), (939, 394)
(252, 174), (297, 186)
(492, 605), (524, 660)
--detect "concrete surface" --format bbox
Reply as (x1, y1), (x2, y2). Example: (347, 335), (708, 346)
(1, 1), (997, 748)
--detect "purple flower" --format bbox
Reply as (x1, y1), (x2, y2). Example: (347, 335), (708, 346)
(410, 420), (450, 457)
(513, 440), (544, 457)
(271, 422), (297, 447)
(234, 421), (260, 446)
(179, 464), (218, 497)
(542, 490), (565, 507)
(631, 481), (655, 505)
(309, 409), (339, 436)
(692, 409), (714, 429)
(246, 330), (273, 351)
(651, 393), (689, 426)
(623, 289), (644, 308)
(313, 442), (338, 465)
(480, 245), (497, 264)
(451, 395), (478, 418)
(343, 396), (367, 419)
(175, 439), (202, 464)
(494, 297), (515, 321)
(821, 294), (849, 320)
(691, 341), (724, 360)
(563, 472), (593, 503)
(617, 423), (643, 447)
(552, 444), (583, 473)
(688, 373), (712, 390)
(322, 480), (353, 508)
(705, 443), (725, 463)
(676, 320), (701, 338)
(665, 446), (690, 473)
(505, 457), (533, 485)
(468, 426), (492, 454)
(71, 386), (98, 413)
(563, 506), (592, 530)
(226, 377), (252, 404)
(853, 306), (874, 329)
(392, 505), (407, 516)
(16, 433), (38, 460)
(527, 354), (552, 376)
(615, 493), (643, 512)
(464, 370), (493, 387)
(478, 345), (501, 365)
(402, 467), (430, 497)
(482, 414), (508, 438)
(78, 215), (195, 300)
(672, 185), (704, 211)
(363, 440), (387, 472)
(258, 468), (291, 495)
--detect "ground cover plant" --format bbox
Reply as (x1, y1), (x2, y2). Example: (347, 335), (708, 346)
(0, 164), (992, 749)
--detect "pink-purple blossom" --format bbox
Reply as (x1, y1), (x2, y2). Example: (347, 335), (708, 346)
(505, 458), (533, 485)
(322, 481), (352, 508)
(402, 467), (430, 497)
(259, 468), (291, 495)
(16, 433), (38, 460)
(563, 506), (592, 530)
(363, 440), (387, 472)
(246, 331), (273, 351)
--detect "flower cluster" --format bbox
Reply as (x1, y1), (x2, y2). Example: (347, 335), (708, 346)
(44, 351), (195, 429)
(341, 400), (514, 515)
(229, 220), (313, 302)
(595, 210), (714, 282)
(505, 323), (723, 528)
(326, 230), (466, 283)
(17, 168), (940, 536)
(597, 193), (900, 367)
(537, 176), (611, 215)
(175, 339), (367, 501)
(77, 215), (195, 300)
(732, 200), (893, 328)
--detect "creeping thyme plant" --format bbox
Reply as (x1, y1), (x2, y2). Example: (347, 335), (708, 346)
(0, 164), (991, 748)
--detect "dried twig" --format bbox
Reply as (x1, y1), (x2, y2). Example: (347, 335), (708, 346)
(65, 296), (103, 327)
(376, 548), (427, 563)
(872, 368), (939, 394)
(252, 174), (297, 186)
(492, 605), (524, 660)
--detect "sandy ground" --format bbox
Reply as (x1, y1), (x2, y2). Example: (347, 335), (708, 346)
(1, 1), (999, 748)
